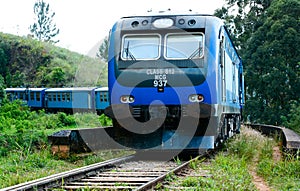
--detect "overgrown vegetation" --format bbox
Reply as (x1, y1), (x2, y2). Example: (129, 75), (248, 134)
(167, 127), (300, 190)
(0, 32), (107, 88)
(0, 100), (116, 188)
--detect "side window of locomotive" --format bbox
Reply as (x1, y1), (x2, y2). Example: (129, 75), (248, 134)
(121, 34), (160, 60)
(165, 33), (204, 59)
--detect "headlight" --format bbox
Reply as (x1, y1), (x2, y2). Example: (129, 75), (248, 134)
(153, 18), (174, 28)
(120, 95), (135, 103)
(189, 94), (204, 102)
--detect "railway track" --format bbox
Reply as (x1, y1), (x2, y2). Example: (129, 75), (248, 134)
(1, 152), (207, 191)
(0, 155), (133, 191)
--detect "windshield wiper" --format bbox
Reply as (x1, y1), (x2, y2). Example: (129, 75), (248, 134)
(125, 41), (136, 61)
(188, 42), (203, 59)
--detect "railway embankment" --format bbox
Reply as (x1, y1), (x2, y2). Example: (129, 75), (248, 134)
(161, 126), (299, 190)
(2, 125), (299, 190)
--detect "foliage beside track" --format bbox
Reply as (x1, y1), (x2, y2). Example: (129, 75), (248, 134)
(165, 127), (299, 190)
(0, 100), (114, 188)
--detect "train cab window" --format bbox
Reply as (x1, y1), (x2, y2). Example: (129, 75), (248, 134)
(165, 33), (204, 59)
(121, 34), (160, 60)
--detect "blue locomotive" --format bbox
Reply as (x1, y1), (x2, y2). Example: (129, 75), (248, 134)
(4, 87), (109, 114)
(104, 11), (245, 151)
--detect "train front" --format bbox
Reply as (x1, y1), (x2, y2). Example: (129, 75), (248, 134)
(105, 14), (219, 152)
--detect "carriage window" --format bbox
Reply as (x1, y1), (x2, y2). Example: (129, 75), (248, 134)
(100, 93), (108, 102)
(100, 94), (104, 102)
(53, 93), (57, 101)
(30, 92), (35, 101)
(66, 93), (71, 102)
(62, 93), (66, 102)
(121, 34), (160, 60)
(104, 93), (108, 102)
(165, 33), (204, 59)
(48, 93), (52, 101)
(20, 92), (25, 100)
(36, 93), (40, 101)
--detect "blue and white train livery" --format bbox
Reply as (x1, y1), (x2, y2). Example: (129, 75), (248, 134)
(5, 87), (109, 114)
(105, 11), (245, 151)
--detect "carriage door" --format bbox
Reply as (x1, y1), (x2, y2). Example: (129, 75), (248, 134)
(220, 36), (226, 103)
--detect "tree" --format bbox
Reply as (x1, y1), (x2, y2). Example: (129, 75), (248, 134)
(214, 0), (272, 50)
(0, 42), (9, 79)
(243, 0), (300, 125)
(29, 0), (59, 43)
(215, 0), (300, 128)
(46, 67), (65, 87)
(0, 75), (5, 104)
(97, 37), (108, 62)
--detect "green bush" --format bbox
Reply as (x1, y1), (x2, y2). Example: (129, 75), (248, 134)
(283, 101), (300, 134)
(0, 101), (69, 156)
(58, 112), (76, 126)
(99, 114), (112, 126)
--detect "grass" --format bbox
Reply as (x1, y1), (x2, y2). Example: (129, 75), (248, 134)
(0, 101), (124, 188)
(0, 149), (131, 188)
(165, 126), (300, 190)
(257, 155), (300, 190)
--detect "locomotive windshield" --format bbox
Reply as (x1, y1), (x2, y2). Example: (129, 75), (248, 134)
(165, 33), (204, 59)
(120, 32), (204, 61)
(121, 34), (161, 60)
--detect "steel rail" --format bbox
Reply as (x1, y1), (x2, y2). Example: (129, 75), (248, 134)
(0, 155), (134, 191)
(135, 154), (206, 191)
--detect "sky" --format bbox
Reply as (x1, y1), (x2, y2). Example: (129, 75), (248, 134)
(0, 0), (225, 57)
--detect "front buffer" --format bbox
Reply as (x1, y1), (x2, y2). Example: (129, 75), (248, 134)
(104, 101), (217, 152)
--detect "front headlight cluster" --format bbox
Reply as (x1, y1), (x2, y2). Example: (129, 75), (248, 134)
(189, 94), (204, 103)
(120, 95), (135, 103)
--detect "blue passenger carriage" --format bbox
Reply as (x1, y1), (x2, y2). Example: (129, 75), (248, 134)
(5, 88), (28, 102)
(5, 88), (47, 109)
(45, 87), (96, 112)
(105, 11), (245, 151)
